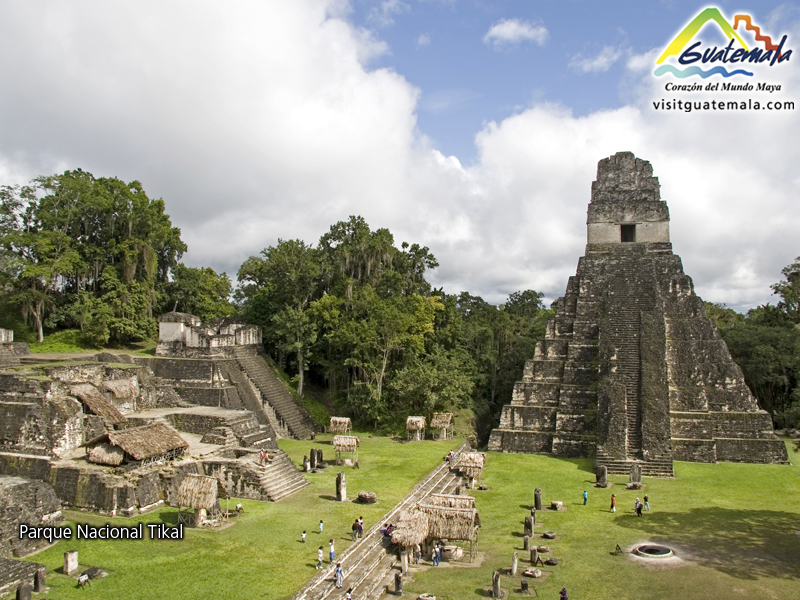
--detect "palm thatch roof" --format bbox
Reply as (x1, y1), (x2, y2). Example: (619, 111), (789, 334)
(329, 417), (352, 433)
(406, 416), (426, 431)
(87, 443), (124, 466)
(102, 377), (138, 399)
(454, 452), (486, 478)
(430, 413), (453, 429)
(416, 504), (480, 541)
(177, 474), (228, 510)
(107, 423), (189, 461)
(426, 493), (475, 509)
(333, 435), (360, 452)
(391, 509), (429, 547)
(70, 383), (126, 427)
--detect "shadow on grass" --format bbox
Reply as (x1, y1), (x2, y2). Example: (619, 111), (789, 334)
(615, 507), (800, 580)
(318, 495), (338, 501)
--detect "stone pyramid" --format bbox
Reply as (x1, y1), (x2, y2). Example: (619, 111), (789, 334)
(488, 152), (788, 476)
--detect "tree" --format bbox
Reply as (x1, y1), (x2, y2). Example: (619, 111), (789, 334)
(0, 170), (186, 343)
(161, 263), (233, 322)
(771, 256), (800, 324)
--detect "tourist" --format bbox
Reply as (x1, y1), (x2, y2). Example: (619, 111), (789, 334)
(610, 494), (616, 513)
(319, 520), (324, 533)
(358, 516), (363, 538)
(414, 543), (421, 564)
(329, 539), (335, 562)
(316, 547), (324, 569)
(351, 519), (359, 541)
(634, 498), (641, 512)
(583, 490), (588, 505)
(259, 448), (265, 465)
(334, 562), (344, 588)
(433, 543), (441, 566)
(302, 531), (306, 543)
(560, 586), (568, 600)
(344, 587), (353, 600)
(635, 501), (643, 517)
(644, 494), (650, 511)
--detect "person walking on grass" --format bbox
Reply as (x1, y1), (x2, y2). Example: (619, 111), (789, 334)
(329, 539), (335, 563)
(644, 494), (650, 511)
(302, 531), (306, 543)
(319, 519), (324, 533)
(351, 519), (359, 541)
(334, 562), (344, 588)
(560, 586), (568, 600)
(583, 490), (588, 505)
(358, 516), (364, 538)
(610, 494), (616, 513)
(635, 500), (643, 517)
(316, 547), (324, 569)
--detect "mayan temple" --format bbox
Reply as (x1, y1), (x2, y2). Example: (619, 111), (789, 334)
(488, 152), (788, 476)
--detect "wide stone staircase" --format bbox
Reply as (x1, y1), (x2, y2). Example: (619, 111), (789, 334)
(293, 443), (469, 600)
(258, 449), (310, 501)
(233, 347), (315, 440)
(595, 451), (675, 477)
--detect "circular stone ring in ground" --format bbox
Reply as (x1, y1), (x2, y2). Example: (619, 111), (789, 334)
(634, 544), (674, 559)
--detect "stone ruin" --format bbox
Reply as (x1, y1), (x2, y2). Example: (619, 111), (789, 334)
(489, 152), (789, 475)
(0, 313), (315, 558)
(155, 313), (262, 359)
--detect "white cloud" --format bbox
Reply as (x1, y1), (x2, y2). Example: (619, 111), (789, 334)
(416, 33), (431, 48)
(626, 48), (661, 72)
(483, 18), (548, 49)
(569, 45), (625, 73)
(368, 0), (410, 27)
(0, 0), (798, 312)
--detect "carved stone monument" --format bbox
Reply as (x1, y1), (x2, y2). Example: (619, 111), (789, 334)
(523, 516), (534, 537)
(595, 465), (608, 487)
(310, 449), (317, 470)
(336, 472), (346, 501)
(64, 550), (79, 575)
(511, 552), (518, 576)
(492, 571), (502, 599)
(489, 152), (788, 474)
(533, 488), (542, 511)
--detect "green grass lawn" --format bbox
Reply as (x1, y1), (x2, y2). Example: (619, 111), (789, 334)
(23, 437), (800, 600)
(25, 433), (459, 600)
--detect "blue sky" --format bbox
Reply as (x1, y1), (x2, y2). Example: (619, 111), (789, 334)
(346, 1), (791, 162)
(0, 1), (798, 311)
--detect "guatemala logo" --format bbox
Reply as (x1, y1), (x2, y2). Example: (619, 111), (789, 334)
(655, 7), (792, 78)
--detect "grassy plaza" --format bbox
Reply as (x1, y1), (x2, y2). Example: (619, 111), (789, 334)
(24, 434), (800, 600)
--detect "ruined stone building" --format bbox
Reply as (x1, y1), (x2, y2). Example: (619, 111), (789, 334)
(1, 314), (316, 560)
(489, 152), (788, 475)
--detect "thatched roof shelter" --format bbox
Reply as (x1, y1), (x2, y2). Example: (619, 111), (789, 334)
(177, 474), (228, 511)
(87, 443), (124, 466)
(70, 383), (126, 427)
(416, 504), (481, 542)
(102, 377), (138, 399)
(391, 509), (429, 548)
(329, 417), (352, 434)
(426, 493), (475, 509)
(454, 452), (486, 479)
(406, 416), (426, 431)
(106, 423), (188, 461)
(333, 435), (360, 452)
(430, 413), (453, 429)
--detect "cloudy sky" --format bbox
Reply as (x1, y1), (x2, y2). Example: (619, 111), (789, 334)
(1, 0), (798, 312)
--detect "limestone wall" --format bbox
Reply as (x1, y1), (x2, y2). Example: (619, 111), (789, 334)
(0, 476), (62, 558)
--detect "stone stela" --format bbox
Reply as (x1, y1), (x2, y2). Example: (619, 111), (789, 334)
(489, 152), (789, 475)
